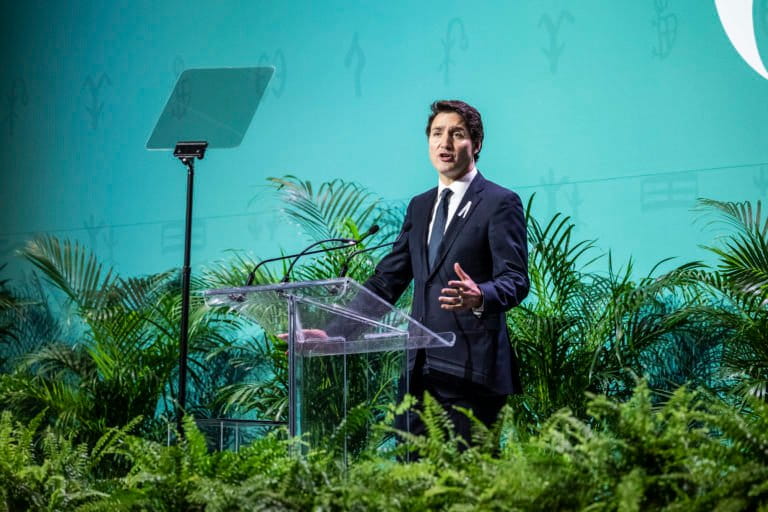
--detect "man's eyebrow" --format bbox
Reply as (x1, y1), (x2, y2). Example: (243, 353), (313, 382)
(431, 124), (466, 131)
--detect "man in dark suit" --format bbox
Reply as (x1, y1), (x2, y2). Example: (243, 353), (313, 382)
(363, 100), (529, 443)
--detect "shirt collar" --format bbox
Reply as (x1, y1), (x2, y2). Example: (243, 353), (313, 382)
(437, 166), (478, 197)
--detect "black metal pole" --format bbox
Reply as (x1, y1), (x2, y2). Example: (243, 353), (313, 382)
(177, 156), (194, 436)
(169, 141), (207, 438)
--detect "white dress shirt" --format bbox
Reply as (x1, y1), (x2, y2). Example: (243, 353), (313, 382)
(427, 167), (478, 243)
(426, 167), (484, 314)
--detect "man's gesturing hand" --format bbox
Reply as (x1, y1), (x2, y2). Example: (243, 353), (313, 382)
(439, 262), (483, 311)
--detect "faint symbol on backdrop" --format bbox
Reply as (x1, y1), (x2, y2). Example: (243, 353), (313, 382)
(640, 174), (698, 211)
(81, 73), (112, 130)
(538, 11), (574, 74)
(540, 168), (570, 217)
(3, 77), (29, 136)
(566, 183), (585, 228)
(439, 18), (469, 85)
(161, 219), (207, 254)
(247, 210), (279, 243)
(247, 191), (279, 242)
(754, 165), (768, 197)
(715, 0), (768, 79)
(83, 214), (116, 264)
(170, 56), (191, 120)
(345, 33), (366, 97)
(651, 0), (678, 59)
(258, 49), (287, 99)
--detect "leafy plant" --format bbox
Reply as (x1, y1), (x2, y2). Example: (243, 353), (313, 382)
(688, 199), (768, 401)
(0, 237), (241, 445)
(507, 198), (707, 427)
(207, 175), (408, 457)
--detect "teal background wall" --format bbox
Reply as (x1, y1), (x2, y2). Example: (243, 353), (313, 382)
(1, 0), (767, 279)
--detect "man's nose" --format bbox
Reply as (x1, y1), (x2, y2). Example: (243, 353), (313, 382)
(440, 134), (453, 148)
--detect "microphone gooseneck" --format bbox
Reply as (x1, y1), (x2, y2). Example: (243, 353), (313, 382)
(281, 224), (381, 282)
(245, 237), (352, 286)
(338, 222), (410, 277)
(244, 224), (381, 286)
(339, 240), (396, 277)
(280, 237), (355, 283)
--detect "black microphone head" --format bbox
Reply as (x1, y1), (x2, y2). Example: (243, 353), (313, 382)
(368, 224), (380, 235)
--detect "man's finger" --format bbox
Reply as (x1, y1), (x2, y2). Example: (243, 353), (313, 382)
(441, 287), (460, 296)
(454, 262), (470, 281)
(447, 280), (466, 289)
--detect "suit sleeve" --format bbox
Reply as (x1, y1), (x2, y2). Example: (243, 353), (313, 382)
(477, 192), (529, 314)
(363, 201), (414, 305)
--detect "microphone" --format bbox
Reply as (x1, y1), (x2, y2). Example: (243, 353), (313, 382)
(245, 237), (353, 286)
(339, 221), (410, 277)
(281, 224), (380, 282)
(339, 241), (395, 277)
(244, 225), (381, 286)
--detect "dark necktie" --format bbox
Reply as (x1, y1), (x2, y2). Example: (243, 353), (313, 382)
(428, 188), (453, 269)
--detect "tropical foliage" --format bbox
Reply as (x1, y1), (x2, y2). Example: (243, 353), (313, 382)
(507, 200), (719, 427)
(0, 238), (243, 446)
(1, 173), (767, 509)
(204, 176), (407, 454)
(2, 383), (768, 511)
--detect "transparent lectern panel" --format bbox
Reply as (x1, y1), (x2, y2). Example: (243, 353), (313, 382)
(205, 278), (453, 460)
(146, 66), (274, 150)
(204, 278), (456, 355)
(297, 345), (404, 459)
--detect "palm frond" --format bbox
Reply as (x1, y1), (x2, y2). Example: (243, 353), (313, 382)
(268, 175), (391, 243)
(19, 236), (116, 314)
(697, 198), (768, 296)
(696, 198), (768, 237)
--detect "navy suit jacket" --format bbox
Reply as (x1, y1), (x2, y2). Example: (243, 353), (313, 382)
(364, 172), (529, 395)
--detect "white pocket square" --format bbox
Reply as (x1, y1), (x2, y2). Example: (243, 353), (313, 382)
(457, 201), (472, 218)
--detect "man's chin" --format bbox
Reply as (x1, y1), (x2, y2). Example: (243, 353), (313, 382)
(438, 167), (469, 181)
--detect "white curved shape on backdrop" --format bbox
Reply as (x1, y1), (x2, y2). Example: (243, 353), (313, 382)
(715, 0), (768, 79)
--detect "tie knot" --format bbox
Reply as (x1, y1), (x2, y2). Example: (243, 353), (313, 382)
(440, 188), (453, 202)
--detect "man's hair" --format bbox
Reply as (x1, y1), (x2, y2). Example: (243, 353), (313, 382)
(425, 100), (484, 162)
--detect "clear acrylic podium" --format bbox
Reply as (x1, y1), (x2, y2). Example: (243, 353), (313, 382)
(204, 278), (455, 456)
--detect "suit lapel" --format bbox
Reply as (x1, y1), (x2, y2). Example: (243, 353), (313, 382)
(426, 173), (486, 281)
(415, 188), (438, 277)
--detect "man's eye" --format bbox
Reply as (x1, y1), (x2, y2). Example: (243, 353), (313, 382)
(454, 132), (465, 138)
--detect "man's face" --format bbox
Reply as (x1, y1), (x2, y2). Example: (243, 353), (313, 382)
(428, 111), (478, 184)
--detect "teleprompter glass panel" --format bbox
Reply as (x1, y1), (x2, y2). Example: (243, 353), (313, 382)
(146, 66), (274, 150)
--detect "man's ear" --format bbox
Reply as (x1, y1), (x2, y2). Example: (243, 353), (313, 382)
(474, 140), (482, 157)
